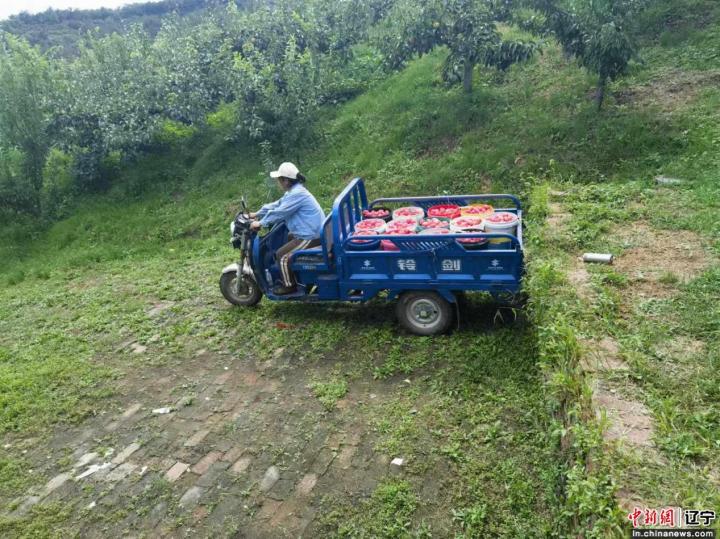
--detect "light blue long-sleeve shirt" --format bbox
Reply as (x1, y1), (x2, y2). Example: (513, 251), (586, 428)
(257, 184), (325, 240)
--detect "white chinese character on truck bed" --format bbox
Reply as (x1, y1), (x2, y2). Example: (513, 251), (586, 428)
(441, 259), (461, 271)
(397, 259), (417, 271)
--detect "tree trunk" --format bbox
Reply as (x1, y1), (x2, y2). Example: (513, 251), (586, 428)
(596, 76), (607, 111)
(463, 60), (474, 93)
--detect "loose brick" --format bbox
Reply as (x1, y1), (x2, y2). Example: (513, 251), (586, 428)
(196, 461), (230, 488)
(192, 451), (222, 475)
(112, 442), (141, 465)
(337, 445), (356, 469)
(296, 474), (317, 496)
(260, 466), (280, 492)
(121, 403), (142, 419)
(164, 461), (189, 482)
(310, 448), (335, 475)
(146, 501), (167, 529)
(104, 463), (137, 482)
(179, 486), (204, 508)
(183, 429), (210, 448)
(231, 456), (251, 474)
(42, 473), (71, 497)
(221, 446), (244, 463)
(74, 452), (98, 469)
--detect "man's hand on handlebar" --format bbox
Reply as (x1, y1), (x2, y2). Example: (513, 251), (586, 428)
(248, 212), (257, 219)
(250, 221), (262, 231)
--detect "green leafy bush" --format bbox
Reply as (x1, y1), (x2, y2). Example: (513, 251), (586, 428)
(153, 119), (197, 146)
(40, 148), (75, 219)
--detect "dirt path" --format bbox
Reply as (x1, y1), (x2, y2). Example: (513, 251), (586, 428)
(548, 191), (661, 512)
(549, 186), (719, 515)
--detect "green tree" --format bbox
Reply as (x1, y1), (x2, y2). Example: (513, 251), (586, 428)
(0, 33), (54, 213)
(534, 0), (644, 109)
(231, 35), (319, 152)
(374, 0), (537, 93)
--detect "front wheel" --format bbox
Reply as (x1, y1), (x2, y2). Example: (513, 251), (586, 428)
(220, 272), (263, 307)
(396, 291), (453, 336)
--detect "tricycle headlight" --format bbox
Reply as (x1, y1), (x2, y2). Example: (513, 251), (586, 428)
(230, 222), (236, 235)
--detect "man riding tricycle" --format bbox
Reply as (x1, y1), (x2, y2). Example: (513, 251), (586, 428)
(220, 163), (524, 335)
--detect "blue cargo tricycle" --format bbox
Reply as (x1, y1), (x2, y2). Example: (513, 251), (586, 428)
(220, 178), (524, 335)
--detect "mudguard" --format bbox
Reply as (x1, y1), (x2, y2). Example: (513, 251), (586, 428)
(222, 261), (254, 276)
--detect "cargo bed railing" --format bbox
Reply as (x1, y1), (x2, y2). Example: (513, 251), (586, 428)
(340, 232), (522, 253)
(369, 193), (522, 211)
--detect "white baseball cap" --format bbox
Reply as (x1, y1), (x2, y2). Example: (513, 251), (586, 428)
(270, 162), (300, 179)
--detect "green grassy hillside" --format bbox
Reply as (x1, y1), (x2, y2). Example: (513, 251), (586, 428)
(1, 1), (719, 536)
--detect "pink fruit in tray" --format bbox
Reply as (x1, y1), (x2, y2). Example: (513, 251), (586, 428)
(394, 206), (424, 217)
(461, 204), (493, 215)
(389, 217), (417, 227)
(350, 230), (378, 244)
(427, 204), (461, 218)
(362, 208), (390, 218)
(385, 227), (415, 235)
(355, 218), (386, 231)
(419, 218), (449, 228)
(486, 212), (518, 224)
(452, 217), (483, 228)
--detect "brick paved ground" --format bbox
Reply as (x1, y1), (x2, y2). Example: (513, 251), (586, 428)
(4, 346), (405, 537)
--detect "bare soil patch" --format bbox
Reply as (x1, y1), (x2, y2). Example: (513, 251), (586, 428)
(613, 222), (709, 300)
(581, 337), (629, 373)
(614, 70), (720, 111)
(592, 379), (656, 449)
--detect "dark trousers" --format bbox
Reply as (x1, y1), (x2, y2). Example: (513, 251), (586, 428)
(276, 235), (321, 287)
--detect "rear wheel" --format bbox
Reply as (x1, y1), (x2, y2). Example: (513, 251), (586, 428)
(220, 272), (262, 307)
(396, 291), (453, 336)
